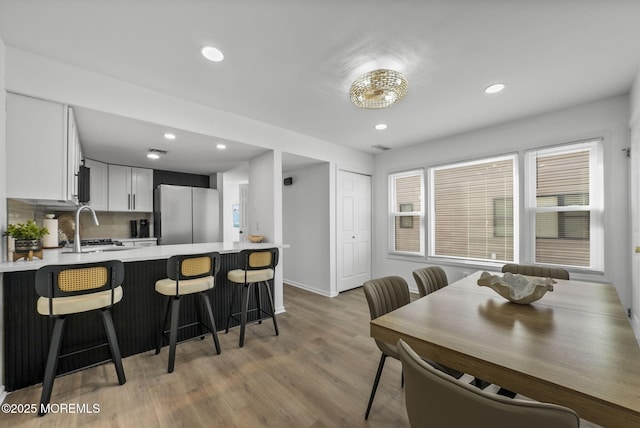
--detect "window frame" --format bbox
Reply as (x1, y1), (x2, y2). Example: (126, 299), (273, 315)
(388, 169), (425, 256)
(523, 139), (604, 272)
(427, 154), (519, 265)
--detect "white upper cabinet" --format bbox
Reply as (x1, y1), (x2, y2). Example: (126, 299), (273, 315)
(108, 165), (153, 212)
(84, 158), (108, 211)
(6, 93), (82, 203)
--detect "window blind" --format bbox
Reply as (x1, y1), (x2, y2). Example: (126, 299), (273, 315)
(430, 155), (517, 262)
(525, 139), (603, 270)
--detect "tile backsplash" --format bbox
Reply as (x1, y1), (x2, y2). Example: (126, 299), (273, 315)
(7, 199), (153, 242)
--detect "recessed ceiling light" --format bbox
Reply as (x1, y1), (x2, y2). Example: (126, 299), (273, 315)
(485, 83), (505, 94)
(201, 46), (224, 62)
(164, 133), (176, 140)
(147, 152), (160, 159)
(375, 123), (388, 130)
(216, 144), (226, 149)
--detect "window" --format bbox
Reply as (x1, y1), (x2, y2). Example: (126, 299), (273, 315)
(524, 140), (603, 270)
(389, 169), (424, 255)
(429, 155), (518, 263)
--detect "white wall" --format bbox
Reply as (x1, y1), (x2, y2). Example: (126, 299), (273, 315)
(221, 163), (249, 242)
(283, 163), (331, 296)
(373, 95), (632, 310)
(248, 151), (285, 312)
(0, 34), (7, 403)
(629, 70), (640, 336)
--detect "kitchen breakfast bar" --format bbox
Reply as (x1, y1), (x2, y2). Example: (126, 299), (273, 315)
(0, 242), (285, 391)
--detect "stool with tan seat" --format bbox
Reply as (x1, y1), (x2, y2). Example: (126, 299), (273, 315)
(35, 260), (126, 416)
(225, 248), (279, 347)
(155, 252), (222, 373)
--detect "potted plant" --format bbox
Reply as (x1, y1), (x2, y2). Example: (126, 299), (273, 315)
(4, 220), (50, 253)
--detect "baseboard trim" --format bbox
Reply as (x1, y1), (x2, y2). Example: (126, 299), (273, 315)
(284, 280), (338, 298)
(0, 385), (7, 404)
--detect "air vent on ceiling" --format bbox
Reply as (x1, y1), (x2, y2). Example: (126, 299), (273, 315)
(371, 144), (391, 151)
(148, 148), (168, 155)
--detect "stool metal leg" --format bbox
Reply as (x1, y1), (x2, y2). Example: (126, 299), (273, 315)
(39, 317), (66, 416)
(194, 295), (205, 339)
(155, 298), (172, 354)
(255, 282), (262, 324)
(225, 284), (239, 333)
(200, 293), (221, 354)
(100, 308), (126, 385)
(168, 297), (181, 373)
(263, 280), (279, 336)
(239, 283), (251, 347)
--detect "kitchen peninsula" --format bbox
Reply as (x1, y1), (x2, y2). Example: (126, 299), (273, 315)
(1, 242), (287, 391)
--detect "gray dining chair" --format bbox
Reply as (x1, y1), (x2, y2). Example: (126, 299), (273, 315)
(412, 266), (449, 297)
(398, 339), (580, 428)
(363, 276), (410, 420)
(502, 263), (570, 280)
(363, 275), (465, 420)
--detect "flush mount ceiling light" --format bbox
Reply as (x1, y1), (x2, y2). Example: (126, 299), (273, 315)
(216, 143), (226, 149)
(375, 123), (388, 130)
(485, 83), (505, 94)
(350, 69), (408, 109)
(201, 46), (224, 62)
(163, 133), (176, 140)
(147, 148), (168, 159)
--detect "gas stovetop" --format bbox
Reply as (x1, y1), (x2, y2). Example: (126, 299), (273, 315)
(80, 238), (122, 246)
(67, 238), (123, 247)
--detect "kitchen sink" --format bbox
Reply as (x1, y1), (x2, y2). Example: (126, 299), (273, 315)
(62, 245), (141, 253)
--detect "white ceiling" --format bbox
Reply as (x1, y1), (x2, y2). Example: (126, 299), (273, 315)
(2, 1), (640, 174)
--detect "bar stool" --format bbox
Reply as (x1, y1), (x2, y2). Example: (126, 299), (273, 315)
(35, 260), (126, 416)
(225, 248), (279, 347)
(155, 252), (221, 373)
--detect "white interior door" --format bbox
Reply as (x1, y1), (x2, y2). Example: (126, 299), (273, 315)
(337, 170), (372, 292)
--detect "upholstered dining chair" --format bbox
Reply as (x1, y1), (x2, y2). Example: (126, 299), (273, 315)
(397, 339), (580, 428)
(412, 265), (449, 297)
(35, 260), (127, 416)
(363, 276), (410, 420)
(498, 263), (568, 397)
(502, 263), (570, 280)
(411, 266), (464, 380)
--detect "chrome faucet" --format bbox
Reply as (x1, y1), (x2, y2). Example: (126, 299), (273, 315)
(73, 204), (100, 253)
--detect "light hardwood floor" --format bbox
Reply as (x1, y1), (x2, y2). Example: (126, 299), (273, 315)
(1, 284), (409, 427)
(0, 284), (601, 428)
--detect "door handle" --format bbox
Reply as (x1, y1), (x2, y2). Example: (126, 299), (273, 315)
(133, 194), (136, 210)
(128, 194), (131, 210)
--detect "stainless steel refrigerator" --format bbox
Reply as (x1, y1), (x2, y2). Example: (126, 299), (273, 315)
(154, 184), (220, 245)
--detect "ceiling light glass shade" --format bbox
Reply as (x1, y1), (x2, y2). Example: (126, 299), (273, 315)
(350, 69), (408, 109)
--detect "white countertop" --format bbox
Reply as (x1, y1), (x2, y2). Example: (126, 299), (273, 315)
(0, 242), (288, 273)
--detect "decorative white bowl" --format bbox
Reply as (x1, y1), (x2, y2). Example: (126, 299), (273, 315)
(477, 271), (555, 304)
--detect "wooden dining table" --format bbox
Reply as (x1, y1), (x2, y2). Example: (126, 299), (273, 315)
(370, 271), (640, 427)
